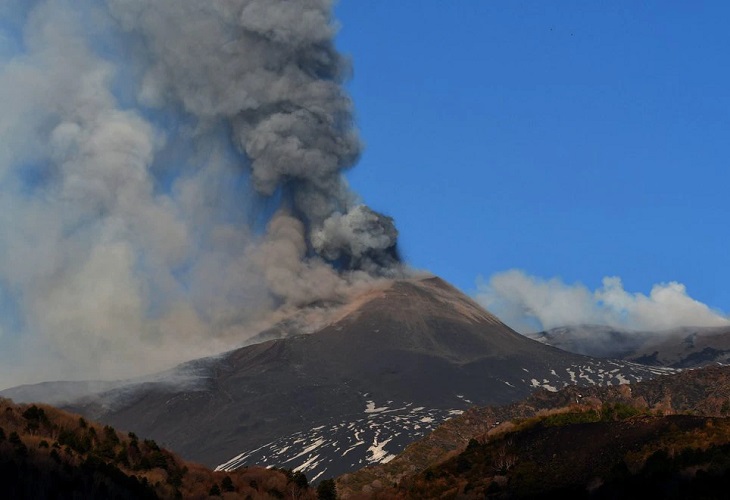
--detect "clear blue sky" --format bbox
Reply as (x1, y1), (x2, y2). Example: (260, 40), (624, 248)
(334, 1), (729, 312)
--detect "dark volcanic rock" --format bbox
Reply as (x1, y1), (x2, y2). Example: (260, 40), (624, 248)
(3, 277), (673, 481)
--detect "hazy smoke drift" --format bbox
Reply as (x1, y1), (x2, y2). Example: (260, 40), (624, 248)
(0, 0), (399, 387)
(476, 270), (730, 334)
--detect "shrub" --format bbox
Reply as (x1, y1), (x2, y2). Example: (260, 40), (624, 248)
(221, 476), (235, 492)
(317, 479), (337, 500)
(602, 403), (643, 421)
(103, 425), (120, 444)
(22, 405), (48, 423)
(542, 410), (600, 427)
(721, 400), (730, 416)
(9, 431), (23, 446)
(466, 438), (480, 450)
(9, 431), (27, 456)
(143, 439), (160, 451)
(148, 450), (169, 469)
(116, 448), (130, 466)
(57, 428), (92, 454)
(293, 471), (308, 488)
(22, 405), (50, 433)
(168, 465), (187, 488)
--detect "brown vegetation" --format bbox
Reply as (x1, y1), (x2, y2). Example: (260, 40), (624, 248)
(355, 409), (730, 498)
(0, 398), (318, 499)
(337, 366), (730, 498)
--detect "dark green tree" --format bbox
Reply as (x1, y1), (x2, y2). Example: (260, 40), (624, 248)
(293, 471), (308, 488)
(221, 475), (235, 492)
(317, 478), (337, 500)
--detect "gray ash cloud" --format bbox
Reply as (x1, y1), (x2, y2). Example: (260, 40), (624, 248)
(108, 0), (399, 272)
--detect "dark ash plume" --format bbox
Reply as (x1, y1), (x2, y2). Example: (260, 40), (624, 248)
(312, 205), (400, 272)
(107, 0), (400, 272)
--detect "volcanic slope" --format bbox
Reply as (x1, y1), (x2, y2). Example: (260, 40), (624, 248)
(533, 325), (730, 368)
(5, 277), (673, 481)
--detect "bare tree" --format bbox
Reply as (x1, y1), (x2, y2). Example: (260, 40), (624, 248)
(493, 439), (517, 474)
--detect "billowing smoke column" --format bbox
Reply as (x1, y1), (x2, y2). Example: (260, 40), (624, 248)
(0, 0), (400, 387)
(107, 0), (399, 272)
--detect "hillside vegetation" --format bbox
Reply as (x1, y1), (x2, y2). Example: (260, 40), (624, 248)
(375, 410), (730, 498)
(337, 366), (730, 498)
(0, 398), (322, 499)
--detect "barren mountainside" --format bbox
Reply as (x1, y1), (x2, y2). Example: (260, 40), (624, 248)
(4, 277), (673, 481)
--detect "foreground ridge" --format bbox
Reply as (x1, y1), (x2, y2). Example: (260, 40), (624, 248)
(0, 398), (318, 499)
(337, 365), (730, 498)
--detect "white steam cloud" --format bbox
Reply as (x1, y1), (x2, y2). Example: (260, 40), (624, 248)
(0, 0), (401, 389)
(476, 269), (730, 334)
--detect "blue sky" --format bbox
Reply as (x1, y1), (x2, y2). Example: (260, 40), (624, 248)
(334, 1), (729, 315)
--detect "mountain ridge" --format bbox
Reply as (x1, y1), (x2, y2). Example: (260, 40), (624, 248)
(337, 365), (730, 498)
(0, 397), (316, 499)
(532, 324), (730, 367)
(3, 276), (674, 481)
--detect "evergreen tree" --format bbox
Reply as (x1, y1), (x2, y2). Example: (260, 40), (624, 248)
(317, 478), (337, 500)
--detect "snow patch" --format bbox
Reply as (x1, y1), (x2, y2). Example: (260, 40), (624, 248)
(290, 439), (325, 461)
(365, 401), (388, 414)
(367, 436), (394, 463)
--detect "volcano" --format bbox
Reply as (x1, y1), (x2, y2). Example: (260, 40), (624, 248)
(3, 276), (673, 481)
